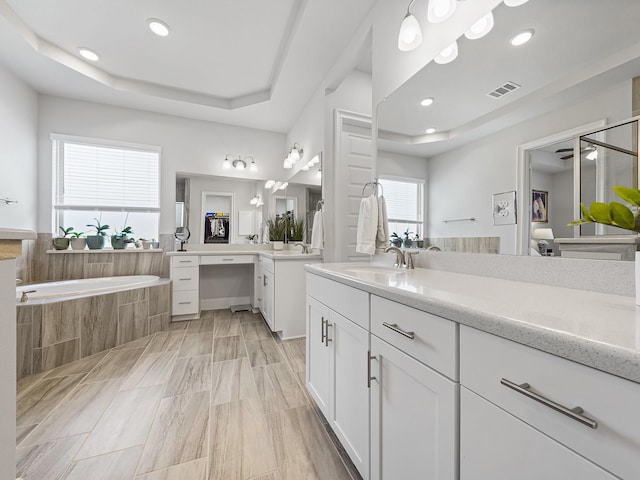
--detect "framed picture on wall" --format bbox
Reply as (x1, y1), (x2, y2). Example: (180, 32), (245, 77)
(532, 190), (548, 222)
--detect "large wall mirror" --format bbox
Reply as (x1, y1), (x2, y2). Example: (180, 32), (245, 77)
(176, 152), (322, 245)
(376, 0), (640, 257)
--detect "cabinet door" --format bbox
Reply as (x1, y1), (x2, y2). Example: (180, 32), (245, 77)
(460, 387), (617, 480)
(262, 270), (275, 331)
(306, 296), (331, 418)
(329, 310), (370, 480)
(253, 260), (263, 310)
(370, 335), (457, 480)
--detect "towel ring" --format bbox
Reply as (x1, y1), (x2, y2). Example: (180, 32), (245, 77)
(316, 199), (324, 211)
(362, 181), (384, 197)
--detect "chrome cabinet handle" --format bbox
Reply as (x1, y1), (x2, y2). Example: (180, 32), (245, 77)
(321, 317), (326, 344)
(383, 322), (415, 340)
(325, 323), (332, 346)
(500, 378), (597, 429)
(178, 278), (192, 281)
(178, 301), (192, 305)
(178, 260), (192, 263)
(367, 351), (376, 388)
(222, 258), (234, 262)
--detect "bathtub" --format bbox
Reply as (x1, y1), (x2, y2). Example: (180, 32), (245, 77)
(16, 275), (172, 379)
(16, 275), (161, 302)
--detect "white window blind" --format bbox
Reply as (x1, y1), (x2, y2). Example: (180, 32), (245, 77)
(379, 177), (424, 236)
(56, 142), (160, 210)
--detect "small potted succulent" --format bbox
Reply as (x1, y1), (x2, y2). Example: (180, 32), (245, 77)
(52, 226), (73, 250)
(414, 233), (424, 249)
(86, 218), (110, 250)
(390, 232), (402, 247)
(139, 237), (153, 249)
(111, 225), (133, 250)
(69, 230), (86, 250)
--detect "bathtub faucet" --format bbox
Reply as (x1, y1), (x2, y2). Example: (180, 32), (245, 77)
(20, 290), (36, 303)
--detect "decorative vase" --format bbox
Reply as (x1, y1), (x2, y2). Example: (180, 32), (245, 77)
(70, 238), (86, 250)
(390, 238), (402, 248)
(142, 240), (152, 249)
(86, 235), (105, 250)
(111, 235), (128, 250)
(272, 241), (284, 251)
(636, 251), (640, 306)
(52, 238), (69, 250)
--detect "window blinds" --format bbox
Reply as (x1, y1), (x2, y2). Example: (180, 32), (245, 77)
(380, 178), (423, 222)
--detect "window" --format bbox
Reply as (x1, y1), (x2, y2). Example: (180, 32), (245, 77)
(53, 135), (160, 240)
(378, 176), (424, 238)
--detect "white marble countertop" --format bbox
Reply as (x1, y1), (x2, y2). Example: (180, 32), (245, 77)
(306, 263), (640, 384)
(167, 249), (321, 261)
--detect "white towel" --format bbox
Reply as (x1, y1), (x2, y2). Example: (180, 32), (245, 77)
(356, 195), (379, 255)
(376, 195), (389, 248)
(311, 210), (324, 250)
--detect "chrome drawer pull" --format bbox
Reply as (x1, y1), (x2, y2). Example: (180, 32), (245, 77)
(178, 278), (192, 281)
(321, 317), (326, 344)
(383, 322), (415, 340)
(325, 323), (332, 346)
(367, 351), (376, 388)
(178, 260), (192, 263)
(222, 258), (234, 262)
(500, 378), (597, 429)
(178, 301), (192, 305)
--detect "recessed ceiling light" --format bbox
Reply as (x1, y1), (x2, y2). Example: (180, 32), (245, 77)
(420, 97), (434, 107)
(465, 12), (494, 40)
(510, 29), (534, 46)
(434, 41), (458, 64)
(425, 127), (437, 134)
(504, 0), (529, 6)
(147, 18), (170, 37)
(78, 48), (99, 62)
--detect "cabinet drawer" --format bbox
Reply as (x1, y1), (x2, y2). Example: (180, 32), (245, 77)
(200, 255), (254, 265)
(171, 255), (198, 267)
(261, 256), (274, 273)
(306, 273), (368, 330)
(172, 266), (199, 291)
(460, 325), (640, 480)
(172, 290), (199, 315)
(371, 295), (457, 380)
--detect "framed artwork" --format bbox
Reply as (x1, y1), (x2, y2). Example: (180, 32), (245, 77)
(532, 190), (548, 222)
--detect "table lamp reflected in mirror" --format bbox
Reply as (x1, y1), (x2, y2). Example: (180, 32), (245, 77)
(175, 227), (191, 252)
(532, 228), (554, 255)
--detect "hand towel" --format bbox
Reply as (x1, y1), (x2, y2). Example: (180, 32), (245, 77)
(311, 210), (324, 250)
(356, 195), (379, 255)
(376, 195), (389, 248)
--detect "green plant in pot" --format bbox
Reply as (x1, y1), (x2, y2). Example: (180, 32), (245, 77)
(402, 229), (413, 248)
(289, 218), (305, 242)
(69, 230), (86, 250)
(267, 216), (286, 250)
(414, 233), (424, 249)
(390, 232), (402, 248)
(52, 226), (73, 250)
(86, 218), (110, 250)
(112, 225), (133, 250)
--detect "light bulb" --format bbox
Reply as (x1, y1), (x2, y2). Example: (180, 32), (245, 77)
(290, 148), (301, 162)
(428, 0), (457, 24)
(235, 161), (245, 170)
(222, 158), (231, 169)
(465, 12), (494, 40)
(398, 13), (423, 52)
(249, 160), (257, 172)
(434, 41), (458, 64)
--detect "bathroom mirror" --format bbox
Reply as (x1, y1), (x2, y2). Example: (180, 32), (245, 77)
(376, 0), (640, 255)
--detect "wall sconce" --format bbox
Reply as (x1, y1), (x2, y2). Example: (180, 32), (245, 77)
(250, 195), (261, 205)
(283, 143), (303, 168)
(223, 154), (257, 172)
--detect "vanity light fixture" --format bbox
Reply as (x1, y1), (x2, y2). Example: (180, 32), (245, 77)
(427, 0), (457, 24)
(504, 0), (529, 7)
(464, 11), (494, 40)
(223, 154), (256, 171)
(78, 47), (99, 61)
(586, 148), (598, 161)
(434, 41), (458, 64)
(278, 182), (288, 191)
(510, 29), (534, 46)
(398, 0), (423, 52)
(420, 97), (434, 107)
(425, 127), (437, 134)
(250, 195), (261, 205)
(265, 180), (276, 189)
(283, 143), (303, 168)
(147, 18), (171, 37)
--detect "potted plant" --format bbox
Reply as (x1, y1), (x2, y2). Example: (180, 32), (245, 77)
(52, 226), (73, 250)
(69, 230), (86, 250)
(402, 229), (413, 248)
(289, 218), (305, 243)
(139, 237), (153, 249)
(390, 232), (402, 247)
(112, 225), (133, 250)
(414, 233), (424, 249)
(267, 216), (286, 250)
(246, 234), (258, 244)
(86, 218), (110, 250)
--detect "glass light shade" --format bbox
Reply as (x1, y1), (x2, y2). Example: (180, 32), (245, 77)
(249, 160), (257, 172)
(283, 158), (293, 169)
(510, 29), (534, 46)
(504, 0), (529, 6)
(398, 13), (423, 51)
(235, 160), (245, 170)
(290, 148), (301, 162)
(265, 180), (275, 188)
(428, 0), (457, 24)
(250, 196), (258, 205)
(586, 149), (598, 161)
(434, 41), (458, 64)
(222, 158), (231, 169)
(465, 12), (494, 40)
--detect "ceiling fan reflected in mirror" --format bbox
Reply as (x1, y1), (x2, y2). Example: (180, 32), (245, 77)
(555, 145), (597, 161)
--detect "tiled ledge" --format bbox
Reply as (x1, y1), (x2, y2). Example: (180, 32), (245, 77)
(46, 249), (164, 254)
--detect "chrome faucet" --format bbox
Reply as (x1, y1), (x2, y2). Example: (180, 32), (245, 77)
(294, 243), (311, 254)
(384, 246), (406, 268)
(20, 290), (36, 303)
(405, 251), (419, 269)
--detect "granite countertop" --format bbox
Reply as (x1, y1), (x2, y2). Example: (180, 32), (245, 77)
(306, 263), (640, 384)
(167, 249), (321, 261)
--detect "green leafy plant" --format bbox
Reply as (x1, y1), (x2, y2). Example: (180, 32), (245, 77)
(403, 229), (413, 240)
(86, 218), (110, 236)
(59, 226), (74, 238)
(568, 185), (640, 233)
(70, 230), (84, 238)
(289, 218), (305, 242)
(113, 225), (134, 239)
(267, 216), (286, 242)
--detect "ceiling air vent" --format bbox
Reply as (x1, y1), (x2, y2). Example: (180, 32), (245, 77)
(487, 81), (521, 99)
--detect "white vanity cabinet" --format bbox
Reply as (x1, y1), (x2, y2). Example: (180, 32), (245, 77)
(369, 296), (458, 480)
(170, 255), (199, 317)
(460, 325), (640, 480)
(306, 273), (371, 480)
(261, 258), (275, 330)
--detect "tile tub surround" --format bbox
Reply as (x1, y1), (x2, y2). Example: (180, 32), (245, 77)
(425, 236), (500, 254)
(16, 310), (359, 480)
(307, 263), (640, 384)
(16, 281), (171, 379)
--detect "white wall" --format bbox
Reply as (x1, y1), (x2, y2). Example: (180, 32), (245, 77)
(0, 64), (38, 230)
(427, 78), (632, 254)
(37, 96), (286, 235)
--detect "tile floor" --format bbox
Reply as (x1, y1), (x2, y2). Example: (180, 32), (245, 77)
(16, 309), (361, 480)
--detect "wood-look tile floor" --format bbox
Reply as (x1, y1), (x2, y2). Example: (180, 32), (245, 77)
(16, 310), (361, 480)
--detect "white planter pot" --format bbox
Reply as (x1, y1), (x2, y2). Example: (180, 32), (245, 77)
(272, 241), (284, 251)
(636, 251), (640, 306)
(70, 238), (87, 250)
